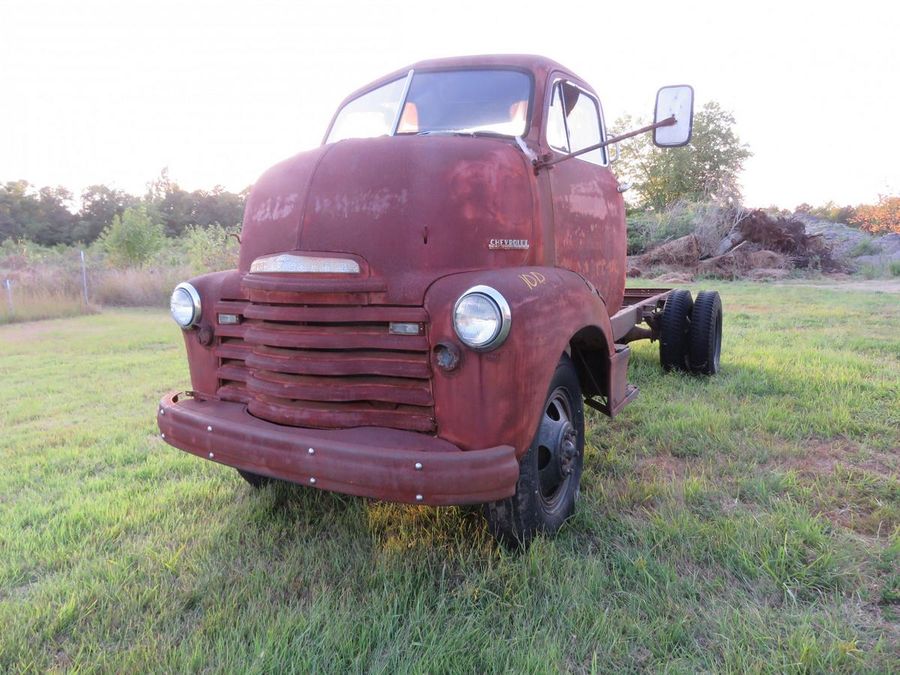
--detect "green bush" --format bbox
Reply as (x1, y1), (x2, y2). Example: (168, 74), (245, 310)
(626, 201), (745, 256)
(184, 224), (240, 274)
(890, 260), (900, 277)
(848, 239), (880, 257)
(99, 206), (165, 267)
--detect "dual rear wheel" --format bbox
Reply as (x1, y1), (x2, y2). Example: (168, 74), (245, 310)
(659, 289), (722, 375)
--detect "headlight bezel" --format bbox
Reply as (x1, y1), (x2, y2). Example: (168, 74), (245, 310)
(452, 285), (511, 351)
(170, 282), (202, 329)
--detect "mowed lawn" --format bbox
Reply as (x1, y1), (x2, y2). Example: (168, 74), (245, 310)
(1, 283), (897, 673)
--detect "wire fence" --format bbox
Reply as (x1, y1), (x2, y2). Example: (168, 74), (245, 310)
(1, 250), (187, 324)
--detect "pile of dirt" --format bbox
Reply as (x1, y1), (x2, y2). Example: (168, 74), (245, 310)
(628, 209), (846, 280)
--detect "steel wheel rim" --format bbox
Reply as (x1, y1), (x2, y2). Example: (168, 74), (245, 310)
(535, 386), (578, 511)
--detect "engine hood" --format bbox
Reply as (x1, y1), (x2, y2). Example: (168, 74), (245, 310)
(239, 135), (536, 304)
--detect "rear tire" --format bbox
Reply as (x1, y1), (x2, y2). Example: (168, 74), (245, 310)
(485, 355), (584, 548)
(688, 290), (723, 375)
(659, 290), (693, 372)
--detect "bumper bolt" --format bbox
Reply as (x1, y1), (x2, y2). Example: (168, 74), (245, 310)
(160, 433), (165, 439)
(415, 462), (423, 471)
(415, 494), (423, 502)
(309, 477), (317, 485)
(308, 447), (315, 455)
(208, 452), (214, 459)
(207, 425), (213, 432)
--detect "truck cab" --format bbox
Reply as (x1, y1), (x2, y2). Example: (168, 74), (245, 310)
(158, 55), (721, 545)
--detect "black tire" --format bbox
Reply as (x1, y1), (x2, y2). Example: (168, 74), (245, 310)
(688, 290), (723, 375)
(485, 355), (585, 548)
(237, 469), (273, 488)
(659, 289), (693, 372)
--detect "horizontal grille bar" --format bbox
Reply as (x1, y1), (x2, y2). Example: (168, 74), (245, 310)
(245, 345), (430, 379)
(242, 304), (427, 324)
(247, 371), (433, 407)
(248, 395), (435, 432)
(213, 339), (253, 361)
(244, 323), (428, 352)
(217, 362), (250, 383)
(217, 383), (252, 404)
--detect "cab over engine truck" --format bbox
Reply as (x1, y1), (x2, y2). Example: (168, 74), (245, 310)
(158, 55), (723, 546)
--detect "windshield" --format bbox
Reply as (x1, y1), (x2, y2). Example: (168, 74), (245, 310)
(326, 69), (532, 143)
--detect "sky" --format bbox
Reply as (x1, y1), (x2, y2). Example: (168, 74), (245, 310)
(1, 0), (897, 209)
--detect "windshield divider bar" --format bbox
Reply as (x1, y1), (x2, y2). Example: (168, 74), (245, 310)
(390, 69), (415, 136)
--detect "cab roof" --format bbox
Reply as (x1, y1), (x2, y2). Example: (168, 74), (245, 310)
(337, 54), (587, 110)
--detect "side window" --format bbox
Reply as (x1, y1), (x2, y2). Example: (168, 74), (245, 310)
(546, 83), (569, 152)
(546, 80), (607, 165)
(562, 82), (605, 165)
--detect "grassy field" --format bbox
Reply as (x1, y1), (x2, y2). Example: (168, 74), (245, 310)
(1, 283), (897, 672)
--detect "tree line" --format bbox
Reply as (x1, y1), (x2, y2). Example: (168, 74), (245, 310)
(4, 105), (895, 248)
(0, 169), (247, 247)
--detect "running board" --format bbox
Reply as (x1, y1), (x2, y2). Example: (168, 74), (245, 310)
(584, 344), (639, 417)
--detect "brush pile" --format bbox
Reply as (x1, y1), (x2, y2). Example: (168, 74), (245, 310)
(628, 209), (844, 279)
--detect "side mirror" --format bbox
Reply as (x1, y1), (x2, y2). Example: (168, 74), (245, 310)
(653, 85), (694, 147)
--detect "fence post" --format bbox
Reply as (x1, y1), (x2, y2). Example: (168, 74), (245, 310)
(4, 279), (13, 316)
(80, 250), (89, 305)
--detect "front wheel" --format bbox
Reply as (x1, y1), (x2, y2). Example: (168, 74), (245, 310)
(485, 354), (585, 547)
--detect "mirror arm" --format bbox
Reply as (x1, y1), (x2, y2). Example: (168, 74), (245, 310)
(534, 115), (676, 174)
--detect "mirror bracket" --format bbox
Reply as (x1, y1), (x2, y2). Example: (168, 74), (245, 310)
(533, 117), (675, 174)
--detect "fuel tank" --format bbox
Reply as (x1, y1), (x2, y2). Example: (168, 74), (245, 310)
(239, 135), (538, 305)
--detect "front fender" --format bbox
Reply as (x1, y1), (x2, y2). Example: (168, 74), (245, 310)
(176, 269), (245, 396)
(424, 267), (614, 457)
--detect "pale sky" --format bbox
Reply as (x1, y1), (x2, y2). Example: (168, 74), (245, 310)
(2, 0), (897, 208)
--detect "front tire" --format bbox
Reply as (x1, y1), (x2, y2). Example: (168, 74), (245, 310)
(485, 355), (585, 547)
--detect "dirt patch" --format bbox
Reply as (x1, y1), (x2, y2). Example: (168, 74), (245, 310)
(747, 268), (791, 281)
(653, 272), (695, 284)
(762, 438), (899, 535)
(635, 454), (690, 479)
(766, 438), (898, 479)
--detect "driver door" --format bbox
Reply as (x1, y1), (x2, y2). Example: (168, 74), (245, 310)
(546, 78), (626, 315)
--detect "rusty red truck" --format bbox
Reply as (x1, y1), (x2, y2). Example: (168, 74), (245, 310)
(158, 55), (723, 545)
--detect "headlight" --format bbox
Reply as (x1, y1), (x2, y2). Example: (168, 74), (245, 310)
(453, 285), (511, 351)
(170, 282), (201, 328)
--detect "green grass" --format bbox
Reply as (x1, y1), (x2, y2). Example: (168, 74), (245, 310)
(1, 284), (898, 672)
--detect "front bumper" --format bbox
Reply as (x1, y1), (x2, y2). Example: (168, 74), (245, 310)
(157, 391), (519, 505)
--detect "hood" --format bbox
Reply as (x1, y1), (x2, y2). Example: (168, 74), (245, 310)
(239, 135), (536, 304)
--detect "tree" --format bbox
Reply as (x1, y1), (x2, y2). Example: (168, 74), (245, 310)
(0, 181), (77, 245)
(0, 181), (40, 241)
(99, 205), (165, 267)
(145, 168), (245, 236)
(74, 185), (138, 242)
(613, 101), (752, 211)
(850, 195), (900, 234)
